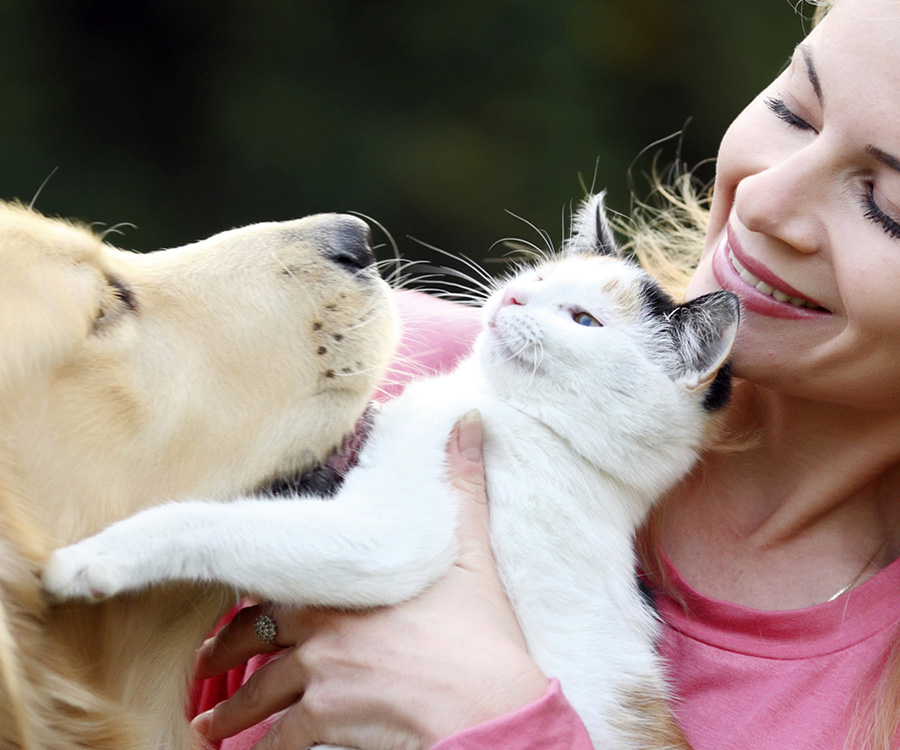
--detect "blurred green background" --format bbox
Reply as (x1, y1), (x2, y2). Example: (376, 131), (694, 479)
(0, 0), (810, 267)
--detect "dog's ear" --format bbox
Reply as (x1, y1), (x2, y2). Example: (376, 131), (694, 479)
(0, 223), (95, 395)
(0, 290), (86, 396)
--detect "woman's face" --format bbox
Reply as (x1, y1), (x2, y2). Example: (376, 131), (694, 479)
(687, 0), (900, 408)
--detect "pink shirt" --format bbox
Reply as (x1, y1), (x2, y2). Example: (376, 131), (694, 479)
(435, 555), (900, 750)
(656, 554), (900, 750)
(193, 291), (900, 749)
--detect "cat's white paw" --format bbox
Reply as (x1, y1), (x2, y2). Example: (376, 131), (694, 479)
(43, 544), (129, 601)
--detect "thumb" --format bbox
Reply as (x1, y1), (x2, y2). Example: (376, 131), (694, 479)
(445, 409), (493, 566)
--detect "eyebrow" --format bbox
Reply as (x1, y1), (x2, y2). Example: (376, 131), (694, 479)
(798, 44), (823, 103)
(797, 44), (900, 175)
(867, 146), (900, 175)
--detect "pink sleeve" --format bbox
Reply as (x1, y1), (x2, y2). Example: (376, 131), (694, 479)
(432, 679), (593, 750)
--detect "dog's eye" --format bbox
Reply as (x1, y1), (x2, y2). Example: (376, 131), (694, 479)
(108, 277), (136, 312)
(95, 276), (136, 328)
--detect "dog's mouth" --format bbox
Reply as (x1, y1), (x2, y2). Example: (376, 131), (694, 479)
(260, 403), (380, 499)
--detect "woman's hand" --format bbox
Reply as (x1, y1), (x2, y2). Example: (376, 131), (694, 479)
(192, 410), (548, 749)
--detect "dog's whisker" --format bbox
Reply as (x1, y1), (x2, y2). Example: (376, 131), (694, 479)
(28, 166), (60, 211)
(99, 222), (138, 242)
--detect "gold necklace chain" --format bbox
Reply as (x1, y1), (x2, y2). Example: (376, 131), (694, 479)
(825, 538), (889, 603)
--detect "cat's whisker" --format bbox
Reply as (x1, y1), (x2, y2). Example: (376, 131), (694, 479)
(560, 202), (572, 256)
(413, 278), (490, 303)
(407, 237), (496, 289)
(490, 237), (551, 266)
(505, 210), (556, 258)
(410, 272), (494, 304)
(405, 257), (495, 294)
(374, 257), (429, 289)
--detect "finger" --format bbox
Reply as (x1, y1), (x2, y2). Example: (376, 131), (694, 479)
(192, 649), (305, 741)
(195, 605), (285, 679)
(252, 704), (318, 750)
(445, 410), (494, 566)
(447, 409), (486, 496)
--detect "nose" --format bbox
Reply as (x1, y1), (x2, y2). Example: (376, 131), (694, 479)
(499, 287), (525, 307)
(734, 144), (828, 255)
(322, 216), (376, 272)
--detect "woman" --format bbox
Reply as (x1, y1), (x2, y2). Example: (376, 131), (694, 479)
(192, 0), (900, 747)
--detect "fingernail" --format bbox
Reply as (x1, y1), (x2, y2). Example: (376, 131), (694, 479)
(457, 409), (483, 461)
(460, 408), (480, 427)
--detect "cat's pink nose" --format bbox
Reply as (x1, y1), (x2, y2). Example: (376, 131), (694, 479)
(500, 288), (524, 307)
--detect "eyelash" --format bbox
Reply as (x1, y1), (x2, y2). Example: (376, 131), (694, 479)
(862, 185), (900, 240)
(109, 277), (137, 311)
(765, 97), (816, 132)
(766, 96), (900, 240)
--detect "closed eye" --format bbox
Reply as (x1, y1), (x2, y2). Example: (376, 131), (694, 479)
(572, 311), (601, 327)
(94, 275), (137, 329)
(765, 97), (817, 133)
(108, 276), (137, 311)
(862, 183), (900, 240)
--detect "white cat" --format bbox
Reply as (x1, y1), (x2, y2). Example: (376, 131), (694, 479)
(45, 193), (738, 749)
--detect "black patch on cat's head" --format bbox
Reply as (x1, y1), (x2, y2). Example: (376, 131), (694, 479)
(566, 192), (621, 258)
(702, 361), (733, 412)
(592, 198), (618, 257)
(666, 291), (739, 406)
(639, 278), (676, 319)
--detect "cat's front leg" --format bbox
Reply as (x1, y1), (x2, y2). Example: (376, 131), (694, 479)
(44, 495), (458, 607)
(44, 483), (458, 606)
(43, 500), (244, 601)
(44, 397), (467, 605)
(40, 501), (254, 600)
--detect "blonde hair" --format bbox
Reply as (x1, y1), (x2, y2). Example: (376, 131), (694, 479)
(617, 169), (709, 301)
(625, 3), (900, 746)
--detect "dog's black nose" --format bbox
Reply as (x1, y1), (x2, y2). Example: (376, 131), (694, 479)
(324, 217), (375, 272)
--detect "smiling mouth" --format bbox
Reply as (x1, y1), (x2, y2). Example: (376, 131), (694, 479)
(727, 249), (827, 311)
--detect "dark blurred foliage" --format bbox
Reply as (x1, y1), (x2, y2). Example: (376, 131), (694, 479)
(0, 0), (809, 267)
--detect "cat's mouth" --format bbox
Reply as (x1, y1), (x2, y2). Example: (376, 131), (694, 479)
(485, 323), (545, 373)
(259, 403), (379, 499)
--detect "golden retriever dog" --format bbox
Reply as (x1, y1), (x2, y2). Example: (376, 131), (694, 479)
(0, 202), (396, 750)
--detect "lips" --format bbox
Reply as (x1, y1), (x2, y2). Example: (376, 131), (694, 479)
(711, 224), (830, 319)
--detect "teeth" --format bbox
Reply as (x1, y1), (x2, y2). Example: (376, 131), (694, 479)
(729, 250), (816, 309)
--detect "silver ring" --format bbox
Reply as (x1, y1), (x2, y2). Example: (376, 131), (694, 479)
(253, 613), (278, 645)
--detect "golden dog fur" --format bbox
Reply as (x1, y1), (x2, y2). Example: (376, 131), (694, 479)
(0, 202), (396, 750)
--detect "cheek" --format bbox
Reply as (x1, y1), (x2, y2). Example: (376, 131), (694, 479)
(842, 269), (900, 341)
(708, 95), (784, 232)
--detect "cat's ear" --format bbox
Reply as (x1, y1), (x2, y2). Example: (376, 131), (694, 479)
(565, 192), (620, 257)
(669, 291), (740, 392)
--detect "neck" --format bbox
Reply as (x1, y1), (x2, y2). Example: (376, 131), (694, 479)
(721, 382), (900, 545)
(661, 381), (900, 609)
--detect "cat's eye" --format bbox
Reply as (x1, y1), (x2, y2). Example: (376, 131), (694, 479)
(572, 311), (601, 327)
